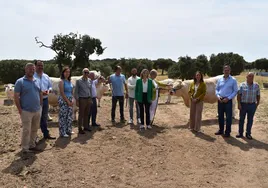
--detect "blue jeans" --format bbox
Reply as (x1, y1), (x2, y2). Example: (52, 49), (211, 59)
(218, 100), (233, 134)
(128, 97), (140, 120)
(88, 97), (97, 125)
(41, 98), (49, 137)
(239, 103), (256, 135)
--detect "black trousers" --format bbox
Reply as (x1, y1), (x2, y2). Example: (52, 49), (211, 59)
(111, 96), (124, 120)
(138, 93), (151, 125)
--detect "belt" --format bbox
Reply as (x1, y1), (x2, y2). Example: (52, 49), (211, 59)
(43, 97), (48, 100)
(241, 102), (255, 104)
(79, 97), (91, 99)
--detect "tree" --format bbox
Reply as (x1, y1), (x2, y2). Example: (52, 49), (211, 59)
(209, 53), (245, 76)
(167, 63), (180, 78)
(244, 62), (253, 70)
(254, 58), (268, 72)
(35, 32), (106, 72)
(177, 56), (196, 80)
(195, 54), (210, 75)
(153, 58), (175, 75)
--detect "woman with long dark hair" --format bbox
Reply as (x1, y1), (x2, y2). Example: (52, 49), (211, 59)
(58, 66), (74, 137)
(188, 71), (207, 132)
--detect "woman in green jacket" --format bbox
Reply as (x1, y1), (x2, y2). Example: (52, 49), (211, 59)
(188, 71), (207, 132)
(135, 69), (155, 130)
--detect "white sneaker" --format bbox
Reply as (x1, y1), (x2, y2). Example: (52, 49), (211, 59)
(147, 125), (152, 129)
(62, 134), (69, 138)
(128, 119), (133, 124)
(137, 118), (141, 124)
(140, 124), (145, 130)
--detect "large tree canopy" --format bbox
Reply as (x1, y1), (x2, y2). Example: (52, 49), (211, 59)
(254, 58), (268, 72)
(35, 32), (106, 72)
(153, 58), (175, 75)
(209, 52), (245, 76)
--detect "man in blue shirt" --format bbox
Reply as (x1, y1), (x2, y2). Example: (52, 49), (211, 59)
(215, 65), (238, 137)
(34, 60), (56, 139)
(108, 66), (128, 123)
(14, 63), (43, 153)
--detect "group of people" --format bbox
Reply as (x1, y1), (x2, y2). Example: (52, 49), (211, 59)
(14, 62), (260, 154)
(189, 65), (260, 140)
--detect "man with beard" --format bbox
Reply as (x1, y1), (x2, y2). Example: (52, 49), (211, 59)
(14, 63), (43, 153)
(34, 60), (56, 139)
(127, 68), (141, 124)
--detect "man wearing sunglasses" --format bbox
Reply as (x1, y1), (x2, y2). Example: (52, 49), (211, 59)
(74, 68), (93, 134)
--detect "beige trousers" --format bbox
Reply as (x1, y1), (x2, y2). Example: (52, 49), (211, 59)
(189, 100), (204, 131)
(21, 110), (41, 150)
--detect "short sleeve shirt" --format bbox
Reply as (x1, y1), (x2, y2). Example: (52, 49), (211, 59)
(110, 74), (126, 96)
(238, 82), (260, 103)
(14, 76), (41, 112)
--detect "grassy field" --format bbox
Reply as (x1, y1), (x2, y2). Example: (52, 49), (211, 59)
(157, 71), (268, 89)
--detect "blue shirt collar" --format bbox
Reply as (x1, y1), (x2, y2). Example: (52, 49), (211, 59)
(23, 75), (37, 81)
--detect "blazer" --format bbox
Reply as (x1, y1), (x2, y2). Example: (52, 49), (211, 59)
(188, 81), (207, 101)
(135, 78), (154, 103)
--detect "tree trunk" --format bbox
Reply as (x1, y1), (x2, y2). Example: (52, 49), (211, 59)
(161, 69), (164, 75)
(58, 63), (62, 74)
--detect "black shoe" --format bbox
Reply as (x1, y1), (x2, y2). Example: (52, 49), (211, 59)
(78, 130), (85, 134)
(29, 147), (43, 152)
(44, 135), (56, 140)
(246, 134), (253, 140)
(92, 123), (100, 127)
(223, 134), (230, 138)
(215, 131), (223, 135)
(120, 119), (126, 123)
(111, 119), (115, 123)
(84, 128), (92, 132)
(236, 134), (243, 138)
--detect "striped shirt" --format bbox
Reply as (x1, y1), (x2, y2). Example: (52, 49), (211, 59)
(238, 82), (260, 103)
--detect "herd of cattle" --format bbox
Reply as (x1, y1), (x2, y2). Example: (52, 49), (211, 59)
(4, 73), (236, 119)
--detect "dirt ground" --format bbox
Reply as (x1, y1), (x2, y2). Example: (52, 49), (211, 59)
(0, 93), (268, 188)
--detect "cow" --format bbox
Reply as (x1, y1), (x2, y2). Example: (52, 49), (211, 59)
(172, 76), (237, 118)
(4, 84), (15, 100)
(48, 71), (110, 121)
(157, 79), (175, 103)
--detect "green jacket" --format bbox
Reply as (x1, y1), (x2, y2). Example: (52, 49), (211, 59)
(188, 81), (207, 101)
(135, 78), (154, 103)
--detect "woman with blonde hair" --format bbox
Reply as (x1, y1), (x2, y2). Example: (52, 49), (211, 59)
(188, 71), (206, 132)
(149, 69), (172, 125)
(135, 69), (155, 130)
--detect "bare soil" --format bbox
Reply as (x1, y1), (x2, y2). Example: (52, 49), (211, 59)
(0, 93), (268, 188)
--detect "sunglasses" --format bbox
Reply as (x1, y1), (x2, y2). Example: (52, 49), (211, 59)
(84, 72), (89, 74)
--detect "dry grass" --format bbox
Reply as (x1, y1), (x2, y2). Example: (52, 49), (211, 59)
(156, 71), (268, 89)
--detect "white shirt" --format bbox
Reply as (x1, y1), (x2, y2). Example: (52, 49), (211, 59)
(194, 83), (199, 96)
(142, 79), (148, 93)
(90, 79), (98, 98)
(127, 75), (140, 98)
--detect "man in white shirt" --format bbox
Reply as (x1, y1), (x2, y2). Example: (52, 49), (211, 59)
(88, 72), (105, 127)
(127, 68), (141, 124)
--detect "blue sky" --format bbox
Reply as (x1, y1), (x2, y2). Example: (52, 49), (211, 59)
(0, 0), (267, 62)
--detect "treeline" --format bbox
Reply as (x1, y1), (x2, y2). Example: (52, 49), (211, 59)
(0, 53), (267, 83)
